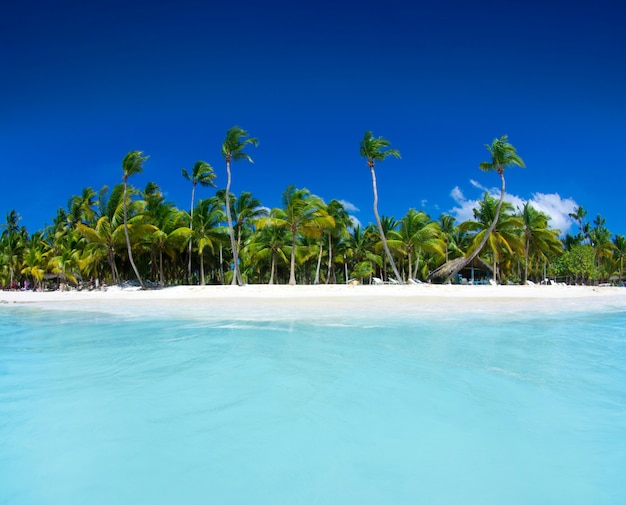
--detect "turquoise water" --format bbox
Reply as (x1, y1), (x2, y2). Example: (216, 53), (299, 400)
(1, 302), (626, 504)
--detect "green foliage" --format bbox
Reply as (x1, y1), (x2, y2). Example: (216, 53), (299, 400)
(479, 135), (525, 174)
(554, 245), (597, 283)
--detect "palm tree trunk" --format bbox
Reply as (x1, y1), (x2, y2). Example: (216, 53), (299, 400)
(219, 244), (224, 284)
(224, 160), (243, 286)
(370, 163), (403, 283)
(269, 252), (276, 285)
(326, 234), (333, 284)
(314, 240), (323, 284)
(123, 180), (145, 289)
(187, 183), (195, 283)
(289, 231), (297, 285)
(159, 249), (164, 287)
(200, 249), (205, 286)
(524, 236), (530, 284)
(107, 246), (119, 285)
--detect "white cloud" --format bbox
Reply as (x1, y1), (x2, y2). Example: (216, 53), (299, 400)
(450, 186), (464, 204)
(338, 199), (359, 213)
(527, 193), (578, 234)
(449, 186), (478, 222)
(470, 179), (485, 190)
(448, 182), (579, 235)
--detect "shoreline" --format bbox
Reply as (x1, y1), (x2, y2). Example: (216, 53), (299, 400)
(2, 284), (626, 317)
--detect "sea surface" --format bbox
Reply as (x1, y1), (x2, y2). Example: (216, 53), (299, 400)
(1, 299), (625, 504)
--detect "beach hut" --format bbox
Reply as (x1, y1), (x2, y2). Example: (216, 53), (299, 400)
(428, 256), (493, 284)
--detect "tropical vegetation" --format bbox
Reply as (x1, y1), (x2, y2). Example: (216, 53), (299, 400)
(1, 131), (624, 290)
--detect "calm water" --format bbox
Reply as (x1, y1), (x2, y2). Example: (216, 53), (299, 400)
(1, 300), (625, 504)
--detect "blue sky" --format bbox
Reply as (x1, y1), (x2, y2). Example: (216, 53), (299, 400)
(1, 0), (624, 237)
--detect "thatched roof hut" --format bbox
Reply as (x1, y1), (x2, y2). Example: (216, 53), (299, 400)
(428, 256), (493, 284)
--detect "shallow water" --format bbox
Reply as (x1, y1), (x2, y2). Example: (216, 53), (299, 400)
(1, 303), (625, 504)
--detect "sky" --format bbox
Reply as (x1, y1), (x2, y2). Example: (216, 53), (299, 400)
(1, 0), (625, 237)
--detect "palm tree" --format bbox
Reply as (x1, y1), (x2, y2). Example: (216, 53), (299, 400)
(121, 150), (148, 288)
(20, 232), (48, 290)
(229, 190), (268, 251)
(568, 205), (587, 243)
(67, 187), (98, 226)
(142, 182), (185, 286)
(182, 161), (216, 281)
(460, 193), (524, 283)
(222, 126), (258, 286)
(398, 209), (444, 281)
(76, 184), (140, 286)
(519, 202), (562, 284)
(359, 131), (403, 283)
(244, 225), (290, 284)
(258, 186), (334, 285)
(612, 235), (626, 283)
(589, 224), (613, 281)
(324, 199), (352, 283)
(438, 214), (459, 263)
(429, 135), (525, 283)
(191, 197), (228, 285)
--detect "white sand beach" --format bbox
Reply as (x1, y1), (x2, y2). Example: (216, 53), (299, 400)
(2, 284), (626, 319)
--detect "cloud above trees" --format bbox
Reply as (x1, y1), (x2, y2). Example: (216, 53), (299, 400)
(449, 182), (579, 235)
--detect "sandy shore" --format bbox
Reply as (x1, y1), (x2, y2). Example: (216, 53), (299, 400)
(2, 284), (626, 319)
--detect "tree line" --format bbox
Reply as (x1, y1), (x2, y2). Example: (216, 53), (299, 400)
(1, 128), (625, 290)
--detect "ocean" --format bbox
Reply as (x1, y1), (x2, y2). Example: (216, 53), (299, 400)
(1, 297), (625, 504)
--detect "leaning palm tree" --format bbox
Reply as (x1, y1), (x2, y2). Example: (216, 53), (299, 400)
(122, 150), (148, 289)
(222, 126), (258, 285)
(359, 131), (403, 283)
(182, 161), (216, 281)
(429, 135), (525, 283)
(460, 193), (524, 283)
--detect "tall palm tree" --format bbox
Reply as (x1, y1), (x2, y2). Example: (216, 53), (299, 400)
(182, 161), (216, 281)
(429, 135), (525, 283)
(122, 150), (148, 288)
(359, 131), (403, 283)
(222, 126), (258, 286)
(258, 186), (334, 285)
